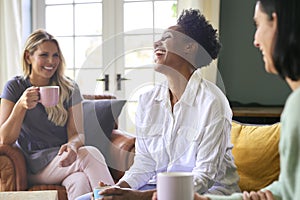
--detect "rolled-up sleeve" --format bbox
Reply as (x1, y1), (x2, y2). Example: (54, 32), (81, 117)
(117, 97), (156, 189)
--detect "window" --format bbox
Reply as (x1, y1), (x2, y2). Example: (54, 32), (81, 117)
(40, 0), (103, 79)
(33, 0), (177, 132)
(33, 0), (177, 86)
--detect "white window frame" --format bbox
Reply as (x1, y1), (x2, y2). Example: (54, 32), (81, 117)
(31, 0), (177, 132)
(31, 0), (177, 93)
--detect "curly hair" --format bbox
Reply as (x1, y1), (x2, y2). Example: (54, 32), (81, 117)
(177, 9), (221, 60)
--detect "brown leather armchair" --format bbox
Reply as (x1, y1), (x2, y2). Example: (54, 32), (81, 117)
(0, 130), (135, 200)
(0, 95), (136, 200)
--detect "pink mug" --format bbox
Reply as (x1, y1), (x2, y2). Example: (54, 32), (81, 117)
(39, 86), (59, 107)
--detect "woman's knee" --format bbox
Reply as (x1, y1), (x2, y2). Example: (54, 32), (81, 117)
(62, 172), (91, 199)
(77, 146), (106, 163)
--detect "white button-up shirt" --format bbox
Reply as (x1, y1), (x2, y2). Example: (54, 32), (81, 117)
(119, 69), (240, 195)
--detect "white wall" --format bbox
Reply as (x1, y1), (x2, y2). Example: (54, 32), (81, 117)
(0, 0), (22, 94)
(178, 0), (220, 84)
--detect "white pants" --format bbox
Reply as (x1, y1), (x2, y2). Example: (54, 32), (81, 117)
(28, 146), (114, 200)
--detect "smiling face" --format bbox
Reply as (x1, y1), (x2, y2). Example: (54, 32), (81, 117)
(153, 26), (194, 74)
(26, 41), (60, 84)
(253, 1), (278, 74)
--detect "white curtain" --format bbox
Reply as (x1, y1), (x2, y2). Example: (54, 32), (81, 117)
(177, 0), (220, 84)
(0, 0), (22, 94)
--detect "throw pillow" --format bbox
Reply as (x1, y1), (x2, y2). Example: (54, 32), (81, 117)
(231, 121), (281, 192)
(83, 99), (126, 156)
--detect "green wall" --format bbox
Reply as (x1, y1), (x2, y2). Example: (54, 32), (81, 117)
(217, 0), (291, 106)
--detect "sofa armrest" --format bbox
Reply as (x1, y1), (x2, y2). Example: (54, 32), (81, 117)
(107, 129), (135, 182)
(0, 144), (27, 191)
(83, 94), (116, 100)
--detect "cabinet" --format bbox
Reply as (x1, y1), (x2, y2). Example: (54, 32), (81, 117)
(231, 106), (283, 124)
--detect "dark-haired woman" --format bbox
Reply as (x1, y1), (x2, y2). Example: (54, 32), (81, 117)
(76, 8), (240, 200)
(192, 0), (300, 200)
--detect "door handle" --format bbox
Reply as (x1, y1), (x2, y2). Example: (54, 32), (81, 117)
(96, 74), (109, 91)
(117, 74), (129, 90)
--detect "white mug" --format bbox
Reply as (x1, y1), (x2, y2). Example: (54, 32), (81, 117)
(157, 172), (194, 200)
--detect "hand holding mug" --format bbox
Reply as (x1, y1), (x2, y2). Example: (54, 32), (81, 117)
(18, 87), (40, 110)
(93, 182), (116, 200)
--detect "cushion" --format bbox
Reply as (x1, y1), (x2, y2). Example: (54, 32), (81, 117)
(231, 121), (281, 192)
(82, 99), (126, 156)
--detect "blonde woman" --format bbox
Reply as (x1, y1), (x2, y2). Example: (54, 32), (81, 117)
(0, 29), (114, 199)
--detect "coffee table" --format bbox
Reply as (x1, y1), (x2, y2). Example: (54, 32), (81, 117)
(0, 190), (58, 200)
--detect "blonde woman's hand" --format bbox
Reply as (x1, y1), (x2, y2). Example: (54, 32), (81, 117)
(57, 143), (77, 167)
(18, 87), (40, 110)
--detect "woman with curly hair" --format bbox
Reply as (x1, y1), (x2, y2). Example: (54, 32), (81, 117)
(76, 8), (240, 200)
(0, 29), (114, 199)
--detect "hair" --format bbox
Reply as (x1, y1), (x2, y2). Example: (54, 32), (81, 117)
(177, 9), (221, 66)
(22, 29), (74, 126)
(258, 0), (300, 81)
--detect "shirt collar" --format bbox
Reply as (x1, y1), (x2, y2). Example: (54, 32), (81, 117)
(154, 69), (203, 107)
(180, 69), (202, 106)
(154, 81), (168, 102)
